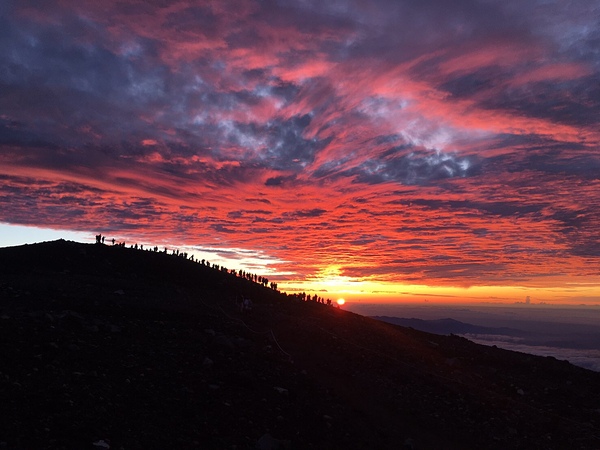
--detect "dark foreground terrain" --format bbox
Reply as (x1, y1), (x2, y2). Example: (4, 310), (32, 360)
(1, 240), (599, 449)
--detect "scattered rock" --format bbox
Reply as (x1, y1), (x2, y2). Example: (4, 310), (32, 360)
(213, 334), (235, 352)
(256, 433), (290, 450)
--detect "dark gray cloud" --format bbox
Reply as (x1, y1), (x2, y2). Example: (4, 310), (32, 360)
(355, 149), (480, 185)
(484, 141), (600, 180)
(481, 76), (600, 127)
(245, 197), (272, 204)
(224, 114), (327, 170)
(0, 12), (171, 151)
(438, 67), (513, 100)
(284, 209), (328, 218)
(210, 224), (237, 234)
(313, 145), (480, 185)
(265, 175), (296, 187)
(164, 6), (222, 38)
(408, 199), (543, 218)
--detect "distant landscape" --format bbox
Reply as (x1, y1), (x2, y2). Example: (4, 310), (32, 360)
(347, 303), (600, 372)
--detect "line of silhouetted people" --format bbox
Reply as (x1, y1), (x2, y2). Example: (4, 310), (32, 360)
(95, 233), (335, 308)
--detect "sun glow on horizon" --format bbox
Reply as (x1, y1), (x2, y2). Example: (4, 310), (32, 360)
(278, 278), (600, 306)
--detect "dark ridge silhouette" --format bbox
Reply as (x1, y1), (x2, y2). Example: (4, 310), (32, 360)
(1, 240), (599, 449)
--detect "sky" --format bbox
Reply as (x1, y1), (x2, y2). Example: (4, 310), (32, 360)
(1, 0), (599, 304)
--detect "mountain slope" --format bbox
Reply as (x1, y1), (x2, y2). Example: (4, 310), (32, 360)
(1, 240), (599, 449)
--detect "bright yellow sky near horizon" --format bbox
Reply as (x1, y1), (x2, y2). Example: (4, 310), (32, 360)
(278, 264), (600, 305)
(278, 280), (600, 305)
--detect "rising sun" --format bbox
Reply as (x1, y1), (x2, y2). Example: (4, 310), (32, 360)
(336, 298), (346, 306)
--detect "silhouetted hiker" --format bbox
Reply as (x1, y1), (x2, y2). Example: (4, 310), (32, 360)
(112, 238), (115, 245)
(102, 236), (105, 244)
(95, 234), (101, 244)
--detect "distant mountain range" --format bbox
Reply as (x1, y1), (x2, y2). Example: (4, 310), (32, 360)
(372, 316), (529, 337)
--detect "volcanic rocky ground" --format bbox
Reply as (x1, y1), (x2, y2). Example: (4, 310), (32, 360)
(1, 240), (599, 449)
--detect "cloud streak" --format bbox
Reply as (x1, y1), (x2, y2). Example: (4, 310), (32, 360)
(1, 0), (599, 299)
